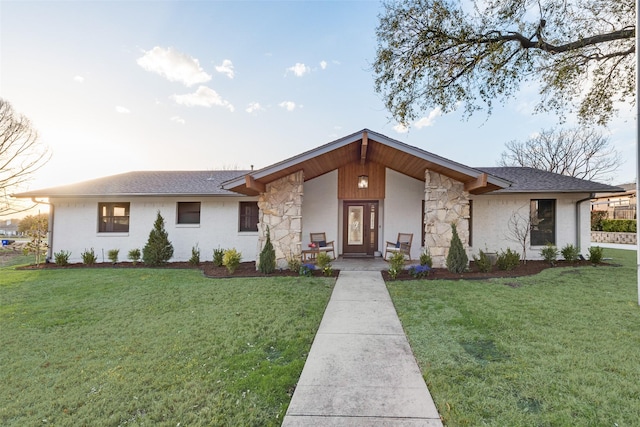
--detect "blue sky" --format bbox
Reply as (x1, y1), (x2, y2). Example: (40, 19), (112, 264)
(1, 0), (636, 199)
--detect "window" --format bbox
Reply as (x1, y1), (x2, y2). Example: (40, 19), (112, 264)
(98, 202), (130, 233)
(239, 201), (259, 232)
(530, 199), (555, 245)
(177, 202), (201, 224)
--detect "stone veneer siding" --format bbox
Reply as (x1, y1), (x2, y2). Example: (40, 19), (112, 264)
(424, 170), (470, 268)
(257, 171), (304, 269)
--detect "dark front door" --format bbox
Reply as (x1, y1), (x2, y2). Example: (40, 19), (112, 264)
(343, 201), (378, 256)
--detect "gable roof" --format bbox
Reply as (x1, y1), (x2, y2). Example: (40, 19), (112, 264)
(221, 129), (512, 195)
(13, 170), (248, 198)
(478, 167), (624, 194)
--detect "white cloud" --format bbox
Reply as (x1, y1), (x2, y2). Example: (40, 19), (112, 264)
(137, 46), (211, 87)
(172, 86), (234, 111)
(215, 59), (234, 79)
(245, 102), (265, 113)
(170, 116), (186, 124)
(414, 107), (442, 128)
(279, 101), (297, 111)
(74, 75), (85, 83)
(286, 63), (310, 77)
(115, 106), (130, 114)
(320, 60), (327, 70)
(393, 123), (409, 133)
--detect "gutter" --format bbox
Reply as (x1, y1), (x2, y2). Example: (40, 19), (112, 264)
(576, 194), (594, 253)
(31, 197), (54, 262)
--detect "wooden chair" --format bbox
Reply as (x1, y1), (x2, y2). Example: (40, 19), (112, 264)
(384, 233), (413, 261)
(309, 232), (336, 259)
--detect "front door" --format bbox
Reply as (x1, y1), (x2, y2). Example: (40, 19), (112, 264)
(343, 201), (378, 256)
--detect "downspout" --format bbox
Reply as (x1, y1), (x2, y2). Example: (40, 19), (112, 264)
(575, 194), (594, 255)
(31, 197), (54, 262)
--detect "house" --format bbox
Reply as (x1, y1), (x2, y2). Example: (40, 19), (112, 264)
(591, 182), (636, 220)
(13, 129), (622, 267)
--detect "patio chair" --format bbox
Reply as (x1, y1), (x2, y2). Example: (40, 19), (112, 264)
(384, 233), (413, 261)
(309, 232), (336, 259)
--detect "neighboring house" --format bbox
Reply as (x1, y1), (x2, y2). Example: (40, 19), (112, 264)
(591, 182), (636, 220)
(0, 219), (19, 236)
(13, 129), (622, 267)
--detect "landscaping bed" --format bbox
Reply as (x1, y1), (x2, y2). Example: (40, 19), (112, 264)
(15, 255), (605, 280)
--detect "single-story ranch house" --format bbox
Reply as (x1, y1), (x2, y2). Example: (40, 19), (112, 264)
(14, 129), (622, 268)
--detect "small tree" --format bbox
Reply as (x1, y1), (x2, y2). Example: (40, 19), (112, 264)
(22, 213), (48, 266)
(258, 226), (276, 274)
(506, 205), (532, 263)
(142, 211), (174, 266)
(446, 223), (468, 273)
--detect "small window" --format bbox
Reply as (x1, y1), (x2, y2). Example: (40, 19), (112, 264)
(98, 202), (130, 233)
(177, 202), (201, 224)
(239, 201), (259, 232)
(530, 199), (555, 245)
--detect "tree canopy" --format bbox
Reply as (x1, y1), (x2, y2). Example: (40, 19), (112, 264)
(0, 98), (50, 216)
(373, 0), (635, 126)
(498, 127), (621, 182)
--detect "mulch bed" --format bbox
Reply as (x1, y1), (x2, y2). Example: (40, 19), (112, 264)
(16, 258), (605, 281)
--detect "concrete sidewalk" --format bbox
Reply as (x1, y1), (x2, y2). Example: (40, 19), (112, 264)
(282, 271), (443, 426)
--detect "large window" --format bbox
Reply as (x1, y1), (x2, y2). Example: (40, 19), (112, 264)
(98, 202), (130, 233)
(239, 201), (259, 232)
(530, 199), (555, 245)
(177, 202), (201, 224)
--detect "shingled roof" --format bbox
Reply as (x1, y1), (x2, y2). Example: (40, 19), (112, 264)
(477, 167), (624, 194)
(13, 170), (249, 198)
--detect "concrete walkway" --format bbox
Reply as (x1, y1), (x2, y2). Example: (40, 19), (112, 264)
(282, 271), (443, 426)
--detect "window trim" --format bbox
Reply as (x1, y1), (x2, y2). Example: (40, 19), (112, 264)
(530, 199), (556, 246)
(98, 202), (130, 233)
(239, 201), (259, 232)
(176, 201), (201, 225)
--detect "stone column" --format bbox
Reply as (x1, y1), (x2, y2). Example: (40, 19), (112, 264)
(257, 170), (303, 269)
(424, 170), (470, 268)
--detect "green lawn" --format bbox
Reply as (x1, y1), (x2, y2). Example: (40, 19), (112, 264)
(0, 267), (334, 426)
(388, 248), (640, 426)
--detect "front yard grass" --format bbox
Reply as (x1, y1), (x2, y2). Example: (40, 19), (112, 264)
(0, 267), (334, 426)
(388, 248), (640, 426)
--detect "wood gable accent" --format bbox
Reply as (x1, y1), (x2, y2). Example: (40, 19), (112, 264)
(221, 129), (510, 196)
(338, 161), (385, 199)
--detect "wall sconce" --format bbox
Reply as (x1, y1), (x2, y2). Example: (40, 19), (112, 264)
(357, 175), (369, 189)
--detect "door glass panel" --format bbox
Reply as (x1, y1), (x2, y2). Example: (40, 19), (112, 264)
(348, 206), (363, 245)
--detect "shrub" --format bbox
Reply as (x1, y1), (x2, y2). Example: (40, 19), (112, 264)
(299, 263), (315, 277)
(142, 211), (174, 266)
(496, 248), (520, 271)
(128, 248), (141, 265)
(54, 250), (71, 266)
(591, 210), (607, 231)
(222, 248), (242, 274)
(446, 224), (468, 273)
(316, 252), (333, 277)
(408, 264), (431, 278)
(388, 251), (406, 280)
(287, 254), (302, 273)
(81, 248), (97, 265)
(213, 248), (225, 267)
(588, 246), (604, 264)
(540, 243), (559, 265)
(419, 249), (433, 267)
(561, 244), (580, 263)
(189, 244), (200, 266)
(258, 226), (276, 274)
(472, 250), (492, 273)
(601, 219), (636, 233)
(107, 249), (119, 264)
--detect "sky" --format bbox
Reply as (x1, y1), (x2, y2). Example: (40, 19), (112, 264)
(1, 0), (637, 215)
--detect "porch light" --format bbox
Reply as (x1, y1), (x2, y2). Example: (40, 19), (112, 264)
(357, 175), (368, 189)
